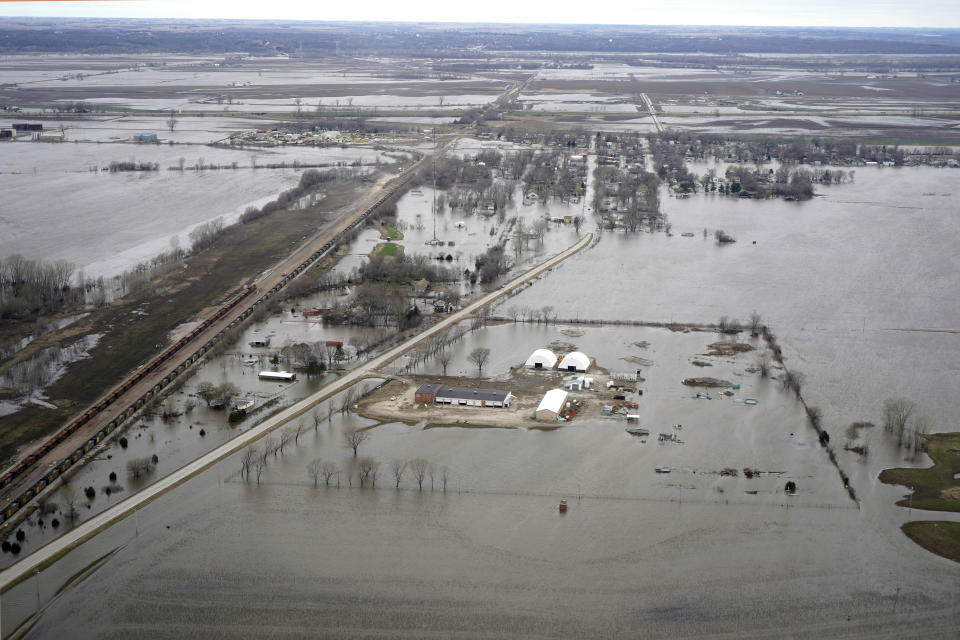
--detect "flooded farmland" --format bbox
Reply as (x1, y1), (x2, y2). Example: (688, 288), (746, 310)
(0, 140), (399, 276)
(2, 160), (959, 637)
(2, 22), (960, 636)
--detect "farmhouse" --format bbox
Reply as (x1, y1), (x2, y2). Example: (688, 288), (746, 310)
(535, 389), (568, 421)
(524, 348), (558, 369)
(415, 383), (514, 408)
(559, 351), (591, 372)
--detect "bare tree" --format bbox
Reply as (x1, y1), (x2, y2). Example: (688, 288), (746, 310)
(358, 458), (377, 487)
(321, 461), (338, 486)
(312, 410), (322, 432)
(781, 370), (805, 397)
(411, 458), (429, 491)
(391, 459), (407, 488)
(278, 429), (294, 454)
(436, 350), (453, 376)
(61, 485), (80, 523)
(295, 421), (305, 444)
(756, 354), (771, 378)
(126, 457), (154, 479)
(748, 311), (763, 336)
(241, 447), (258, 481)
(441, 465), (450, 492)
(883, 398), (916, 448)
(264, 435), (279, 457)
(911, 415), (933, 455)
(340, 388), (357, 414)
(307, 459), (323, 486)
(344, 426), (369, 457)
(572, 215), (583, 234)
(166, 109), (178, 133)
(253, 448), (267, 483)
(468, 347), (491, 377)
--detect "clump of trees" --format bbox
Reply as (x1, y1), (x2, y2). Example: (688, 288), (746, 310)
(107, 160), (159, 172)
(195, 381), (240, 409)
(324, 282), (422, 329)
(0, 254), (79, 319)
(126, 456), (156, 479)
(358, 253), (458, 284)
(882, 397), (932, 456)
(239, 168), (354, 224)
(188, 217), (225, 252)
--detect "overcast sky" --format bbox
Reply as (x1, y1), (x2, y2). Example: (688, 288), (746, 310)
(1, 0), (959, 29)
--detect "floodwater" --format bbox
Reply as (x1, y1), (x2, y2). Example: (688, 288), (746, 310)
(2, 163), (960, 637)
(0, 141), (394, 276)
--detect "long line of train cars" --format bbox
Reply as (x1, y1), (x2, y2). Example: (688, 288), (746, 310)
(0, 168), (415, 527)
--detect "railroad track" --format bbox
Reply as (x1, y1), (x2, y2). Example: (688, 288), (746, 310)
(0, 146), (436, 527)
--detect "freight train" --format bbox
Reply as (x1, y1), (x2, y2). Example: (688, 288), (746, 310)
(0, 170), (412, 526)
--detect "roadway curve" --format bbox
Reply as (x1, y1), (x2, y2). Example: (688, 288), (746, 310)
(0, 231), (593, 593)
(0, 145), (434, 521)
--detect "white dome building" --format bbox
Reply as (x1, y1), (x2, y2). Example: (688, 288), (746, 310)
(559, 351), (591, 372)
(525, 348), (558, 370)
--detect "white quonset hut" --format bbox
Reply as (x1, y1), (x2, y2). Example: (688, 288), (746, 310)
(525, 348), (558, 370)
(559, 351), (591, 372)
(535, 389), (569, 421)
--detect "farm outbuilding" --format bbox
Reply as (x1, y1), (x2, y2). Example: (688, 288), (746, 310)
(525, 348), (558, 369)
(535, 389), (568, 421)
(559, 351), (591, 372)
(258, 371), (296, 382)
(415, 383), (513, 408)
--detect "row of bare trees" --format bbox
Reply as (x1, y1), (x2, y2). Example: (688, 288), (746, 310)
(240, 422), (310, 483)
(304, 457), (450, 491)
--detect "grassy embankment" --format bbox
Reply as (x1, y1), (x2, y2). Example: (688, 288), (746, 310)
(901, 521), (960, 564)
(880, 432), (960, 563)
(370, 224), (404, 257)
(0, 179), (369, 465)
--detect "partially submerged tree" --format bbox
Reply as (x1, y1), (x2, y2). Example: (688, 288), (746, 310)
(882, 397), (916, 447)
(307, 459), (323, 486)
(781, 370), (805, 397)
(320, 461), (338, 486)
(436, 350), (453, 376)
(357, 458), (377, 488)
(468, 347), (491, 377)
(344, 426), (369, 457)
(391, 459), (407, 489)
(241, 447), (258, 481)
(411, 458), (429, 491)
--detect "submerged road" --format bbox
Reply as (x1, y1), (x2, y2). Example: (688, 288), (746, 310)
(0, 232), (593, 594)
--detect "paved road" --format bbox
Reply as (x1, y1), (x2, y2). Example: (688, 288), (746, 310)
(0, 231), (592, 594)
(640, 93), (664, 134)
(0, 149), (431, 511)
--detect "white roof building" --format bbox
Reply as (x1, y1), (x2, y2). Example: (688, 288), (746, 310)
(535, 389), (568, 421)
(525, 348), (558, 369)
(258, 370), (297, 381)
(559, 351), (591, 372)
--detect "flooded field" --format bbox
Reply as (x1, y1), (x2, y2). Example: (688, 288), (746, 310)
(0, 140), (397, 276)
(2, 160), (959, 636)
(1, 38), (960, 635)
